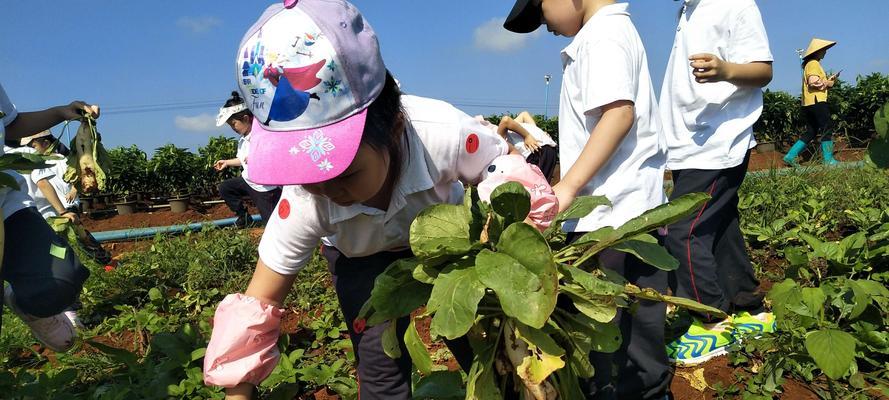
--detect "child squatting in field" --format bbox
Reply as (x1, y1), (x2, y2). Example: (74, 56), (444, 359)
(201, 1), (558, 399)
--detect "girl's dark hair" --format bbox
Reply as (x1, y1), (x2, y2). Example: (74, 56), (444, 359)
(223, 91), (253, 121)
(361, 71), (408, 184)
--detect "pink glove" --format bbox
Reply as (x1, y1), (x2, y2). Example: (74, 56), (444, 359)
(477, 154), (559, 231)
(203, 293), (284, 387)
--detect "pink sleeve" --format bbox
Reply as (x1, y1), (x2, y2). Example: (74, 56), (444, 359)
(477, 155), (559, 231)
(203, 293), (284, 388)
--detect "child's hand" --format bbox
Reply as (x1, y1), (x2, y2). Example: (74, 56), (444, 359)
(63, 101), (100, 121)
(552, 182), (577, 213)
(225, 383), (254, 400)
(689, 53), (731, 84)
(65, 188), (78, 203)
(214, 160), (228, 171)
(524, 136), (542, 153)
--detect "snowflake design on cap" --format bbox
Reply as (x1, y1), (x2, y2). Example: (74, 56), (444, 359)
(299, 129), (336, 162)
(317, 159), (334, 172)
(326, 60), (337, 71)
(324, 78), (344, 96)
(289, 146), (300, 156)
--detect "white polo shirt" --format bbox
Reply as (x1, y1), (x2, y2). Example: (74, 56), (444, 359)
(1, 84), (36, 221)
(504, 123), (557, 158)
(237, 134), (278, 192)
(31, 157), (79, 218)
(258, 95), (509, 275)
(659, 0), (773, 171)
(558, 3), (667, 233)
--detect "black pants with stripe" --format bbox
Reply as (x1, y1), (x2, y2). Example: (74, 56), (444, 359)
(665, 152), (763, 322)
(217, 176), (282, 224)
(566, 233), (672, 400)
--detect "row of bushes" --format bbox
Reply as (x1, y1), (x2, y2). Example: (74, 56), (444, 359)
(103, 136), (237, 201)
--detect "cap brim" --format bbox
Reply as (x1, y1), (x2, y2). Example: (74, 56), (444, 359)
(504, 0), (542, 34)
(246, 109), (367, 186)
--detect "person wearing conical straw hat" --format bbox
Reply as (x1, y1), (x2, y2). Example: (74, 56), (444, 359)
(783, 38), (840, 166)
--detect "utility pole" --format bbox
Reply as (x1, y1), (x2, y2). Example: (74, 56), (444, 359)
(543, 74), (552, 119)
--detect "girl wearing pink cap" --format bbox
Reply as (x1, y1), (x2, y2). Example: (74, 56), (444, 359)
(201, 1), (554, 399)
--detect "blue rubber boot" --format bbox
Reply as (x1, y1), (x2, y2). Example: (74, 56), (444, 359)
(782, 140), (806, 167)
(822, 140), (839, 166)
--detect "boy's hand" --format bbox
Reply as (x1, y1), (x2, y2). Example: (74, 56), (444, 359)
(225, 383), (254, 400)
(552, 182), (577, 213)
(214, 160), (228, 171)
(524, 136), (541, 153)
(689, 53), (731, 84)
(63, 101), (100, 121)
(65, 188), (78, 203)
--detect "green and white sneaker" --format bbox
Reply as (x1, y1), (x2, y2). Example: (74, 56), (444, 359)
(666, 317), (735, 366)
(732, 311), (776, 340)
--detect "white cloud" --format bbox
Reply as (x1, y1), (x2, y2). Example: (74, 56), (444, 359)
(473, 18), (539, 53)
(176, 16), (222, 33)
(175, 114), (217, 132)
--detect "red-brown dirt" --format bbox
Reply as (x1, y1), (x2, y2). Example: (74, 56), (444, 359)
(82, 203), (259, 232)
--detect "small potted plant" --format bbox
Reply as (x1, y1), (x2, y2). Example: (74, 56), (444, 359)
(149, 144), (198, 213)
(107, 145), (149, 215)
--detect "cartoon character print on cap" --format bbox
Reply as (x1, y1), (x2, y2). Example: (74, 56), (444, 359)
(238, 8), (354, 130)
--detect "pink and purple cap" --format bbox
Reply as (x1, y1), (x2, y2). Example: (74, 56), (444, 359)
(237, 0), (386, 185)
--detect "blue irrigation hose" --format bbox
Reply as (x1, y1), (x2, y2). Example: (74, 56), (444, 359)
(92, 214), (261, 243)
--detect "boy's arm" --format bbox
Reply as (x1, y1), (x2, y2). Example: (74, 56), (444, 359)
(689, 54), (773, 88)
(498, 116), (541, 153)
(36, 178), (78, 223)
(552, 100), (634, 211)
(5, 102), (98, 140)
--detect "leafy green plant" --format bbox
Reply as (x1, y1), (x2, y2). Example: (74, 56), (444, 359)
(195, 135), (238, 196)
(148, 144), (200, 197)
(754, 89), (805, 146)
(105, 145), (149, 200)
(356, 183), (721, 398)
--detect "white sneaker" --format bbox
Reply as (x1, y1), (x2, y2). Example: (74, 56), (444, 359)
(3, 286), (77, 352)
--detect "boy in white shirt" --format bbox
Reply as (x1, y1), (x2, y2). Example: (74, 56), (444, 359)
(1, 83), (96, 352)
(659, 0), (775, 366)
(505, 0), (671, 398)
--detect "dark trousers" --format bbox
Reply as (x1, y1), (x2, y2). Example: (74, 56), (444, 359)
(321, 247), (473, 400)
(665, 152), (763, 322)
(1, 207), (90, 331)
(217, 177), (282, 224)
(801, 101), (832, 143)
(527, 145), (558, 183)
(567, 233), (672, 400)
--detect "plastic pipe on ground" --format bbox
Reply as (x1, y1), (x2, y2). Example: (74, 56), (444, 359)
(93, 214), (261, 243)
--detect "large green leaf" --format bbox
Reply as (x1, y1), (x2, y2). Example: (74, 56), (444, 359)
(404, 318), (433, 376)
(868, 136), (889, 169)
(800, 287), (827, 320)
(561, 284), (618, 323)
(805, 329), (857, 380)
(476, 224), (558, 328)
(0, 172), (20, 190)
(368, 259), (432, 325)
(427, 262), (486, 340)
(543, 195), (612, 241)
(610, 234), (679, 271)
(874, 101), (889, 138)
(558, 265), (624, 296)
(410, 204), (473, 260)
(464, 185), (486, 242)
(768, 279), (808, 321)
(490, 181), (531, 226)
(558, 311), (621, 354)
(0, 152), (55, 171)
(413, 370), (465, 399)
(573, 193), (710, 265)
(382, 320), (401, 359)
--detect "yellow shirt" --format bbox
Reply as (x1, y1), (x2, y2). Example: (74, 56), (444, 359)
(802, 60), (828, 106)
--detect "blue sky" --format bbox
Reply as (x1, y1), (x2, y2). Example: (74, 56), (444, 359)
(2, 1), (887, 153)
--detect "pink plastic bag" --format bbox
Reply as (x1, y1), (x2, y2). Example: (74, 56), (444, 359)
(477, 154), (559, 231)
(203, 293), (284, 387)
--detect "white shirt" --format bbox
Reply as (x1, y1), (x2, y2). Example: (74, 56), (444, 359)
(0, 84), (35, 221)
(31, 157), (78, 218)
(659, 0), (773, 170)
(558, 3), (667, 233)
(237, 134), (279, 192)
(258, 95), (509, 275)
(504, 123), (557, 158)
